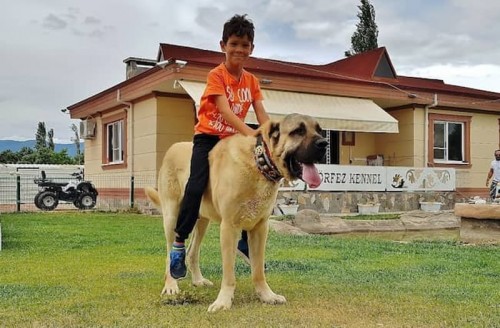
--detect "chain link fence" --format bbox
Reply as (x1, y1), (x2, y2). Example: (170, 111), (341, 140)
(0, 171), (157, 213)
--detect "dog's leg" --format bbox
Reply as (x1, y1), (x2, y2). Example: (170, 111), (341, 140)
(207, 221), (238, 312)
(161, 198), (181, 295)
(249, 219), (286, 305)
(187, 217), (213, 287)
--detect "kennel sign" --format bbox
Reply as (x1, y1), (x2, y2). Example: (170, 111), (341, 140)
(279, 165), (455, 192)
(314, 164), (386, 191)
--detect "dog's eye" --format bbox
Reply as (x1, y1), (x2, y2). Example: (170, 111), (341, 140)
(315, 124), (322, 134)
(290, 123), (306, 136)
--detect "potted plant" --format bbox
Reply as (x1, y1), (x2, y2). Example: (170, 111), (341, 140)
(419, 192), (442, 212)
(357, 194), (380, 215)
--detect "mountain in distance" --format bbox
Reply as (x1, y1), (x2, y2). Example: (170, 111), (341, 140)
(0, 140), (84, 157)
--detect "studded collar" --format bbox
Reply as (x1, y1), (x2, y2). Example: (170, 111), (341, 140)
(254, 134), (283, 183)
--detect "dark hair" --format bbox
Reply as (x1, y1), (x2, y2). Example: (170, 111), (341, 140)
(222, 14), (255, 43)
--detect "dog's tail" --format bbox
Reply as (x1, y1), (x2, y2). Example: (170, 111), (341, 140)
(144, 187), (161, 208)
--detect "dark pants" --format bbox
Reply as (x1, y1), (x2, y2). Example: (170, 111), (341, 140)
(175, 134), (220, 242)
(490, 180), (498, 200)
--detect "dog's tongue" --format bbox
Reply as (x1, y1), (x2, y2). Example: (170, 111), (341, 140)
(302, 164), (322, 188)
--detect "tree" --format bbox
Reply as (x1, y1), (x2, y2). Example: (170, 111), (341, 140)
(47, 128), (55, 151)
(0, 149), (19, 163)
(345, 0), (379, 57)
(70, 123), (84, 164)
(71, 123), (81, 157)
(35, 122), (47, 151)
(17, 146), (36, 164)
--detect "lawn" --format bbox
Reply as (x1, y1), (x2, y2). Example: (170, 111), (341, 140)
(0, 212), (498, 327)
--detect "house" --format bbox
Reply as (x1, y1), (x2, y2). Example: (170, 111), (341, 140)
(67, 44), (500, 210)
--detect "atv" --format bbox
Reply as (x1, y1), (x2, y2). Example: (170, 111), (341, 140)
(33, 170), (98, 210)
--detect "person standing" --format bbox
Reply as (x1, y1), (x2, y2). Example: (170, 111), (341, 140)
(486, 149), (500, 200)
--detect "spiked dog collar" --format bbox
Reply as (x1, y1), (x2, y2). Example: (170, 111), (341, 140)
(254, 134), (283, 183)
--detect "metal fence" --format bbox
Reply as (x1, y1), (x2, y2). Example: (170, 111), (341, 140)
(0, 172), (157, 213)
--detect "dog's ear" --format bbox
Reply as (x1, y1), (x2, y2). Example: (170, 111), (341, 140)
(269, 121), (280, 145)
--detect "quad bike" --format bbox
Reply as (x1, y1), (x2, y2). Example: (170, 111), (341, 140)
(33, 170), (98, 210)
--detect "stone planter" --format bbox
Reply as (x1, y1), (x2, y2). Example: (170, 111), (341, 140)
(277, 204), (300, 215)
(357, 203), (380, 215)
(420, 202), (442, 212)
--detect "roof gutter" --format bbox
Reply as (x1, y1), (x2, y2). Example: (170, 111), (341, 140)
(424, 94), (438, 167)
(117, 89), (135, 192)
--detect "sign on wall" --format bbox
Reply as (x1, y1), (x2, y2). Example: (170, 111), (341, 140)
(385, 167), (455, 191)
(316, 164), (386, 191)
(279, 164), (455, 192)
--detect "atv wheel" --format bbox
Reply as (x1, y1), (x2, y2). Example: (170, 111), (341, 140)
(38, 191), (59, 211)
(76, 192), (96, 210)
(34, 192), (44, 209)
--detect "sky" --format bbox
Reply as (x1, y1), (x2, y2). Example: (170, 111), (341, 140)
(2, 0), (500, 143)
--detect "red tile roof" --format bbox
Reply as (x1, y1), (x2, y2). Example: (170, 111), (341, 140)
(158, 43), (500, 99)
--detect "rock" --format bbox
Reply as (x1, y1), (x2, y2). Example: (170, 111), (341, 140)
(293, 209), (329, 234)
(269, 219), (309, 236)
(455, 203), (500, 219)
(400, 211), (460, 230)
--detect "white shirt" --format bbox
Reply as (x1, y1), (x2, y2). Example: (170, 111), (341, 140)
(490, 160), (500, 182)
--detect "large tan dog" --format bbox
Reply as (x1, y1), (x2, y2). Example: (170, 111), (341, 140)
(145, 113), (327, 312)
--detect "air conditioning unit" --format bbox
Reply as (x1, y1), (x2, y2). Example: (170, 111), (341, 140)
(80, 120), (96, 139)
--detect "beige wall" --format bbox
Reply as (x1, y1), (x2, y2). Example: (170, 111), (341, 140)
(338, 107), (418, 167)
(440, 109), (499, 190)
(377, 108), (419, 167)
(155, 97), (196, 173)
(338, 133), (376, 165)
(82, 96), (195, 189)
(132, 98), (158, 176)
(82, 96), (500, 192)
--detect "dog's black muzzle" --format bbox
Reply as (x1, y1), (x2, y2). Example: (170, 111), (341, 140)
(296, 137), (328, 164)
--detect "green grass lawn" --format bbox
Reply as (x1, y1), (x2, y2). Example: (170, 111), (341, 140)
(0, 212), (498, 327)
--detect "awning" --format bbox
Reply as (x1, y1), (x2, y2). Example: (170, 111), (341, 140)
(177, 80), (399, 133)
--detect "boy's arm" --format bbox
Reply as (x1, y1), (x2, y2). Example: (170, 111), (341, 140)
(253, 99), (270, 125)
(215, 95), (256, 136)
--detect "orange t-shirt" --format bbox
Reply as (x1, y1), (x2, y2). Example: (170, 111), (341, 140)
(194, 63), (263, 138)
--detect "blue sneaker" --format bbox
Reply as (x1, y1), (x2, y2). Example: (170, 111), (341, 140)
(170, 247), (186, 279)
(236, 239), (251, 265)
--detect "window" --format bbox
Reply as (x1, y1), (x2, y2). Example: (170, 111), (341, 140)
(101, 112), (127, 169)
(428, 113), (470, 167)
(433, 121), (464, 162)
(107, 120), (124, 163)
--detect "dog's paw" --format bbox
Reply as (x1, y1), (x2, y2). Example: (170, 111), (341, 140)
(192, 277), (213, 287)
(161, 282), (180, 296)
(207, 299), (232, 313)
(258, 291), (287, 305)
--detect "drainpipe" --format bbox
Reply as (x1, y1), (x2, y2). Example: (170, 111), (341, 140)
(424, 94), (438, 167)
(117, 90), (134, 202)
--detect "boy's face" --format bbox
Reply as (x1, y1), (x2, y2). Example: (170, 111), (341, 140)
(220, 34), (254, 67)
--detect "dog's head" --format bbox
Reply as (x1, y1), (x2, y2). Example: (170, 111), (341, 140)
(260, 113), (328, 188)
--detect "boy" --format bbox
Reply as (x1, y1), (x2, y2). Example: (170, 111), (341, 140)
(170, 14), (270, 279)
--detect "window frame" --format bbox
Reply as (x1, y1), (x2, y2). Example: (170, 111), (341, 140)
(101, 112), (127, 170)
(428, 113), (471, 168)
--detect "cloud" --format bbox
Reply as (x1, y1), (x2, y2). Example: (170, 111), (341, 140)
(2, 0), (500, 142)
(42, 14), (67, 30)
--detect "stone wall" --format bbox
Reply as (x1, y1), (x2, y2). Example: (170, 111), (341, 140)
(277, 191), (456, 214)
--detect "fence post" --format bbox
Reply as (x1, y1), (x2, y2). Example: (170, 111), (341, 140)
(16, 175), (21, 212)
(130, 175), (135, 209)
